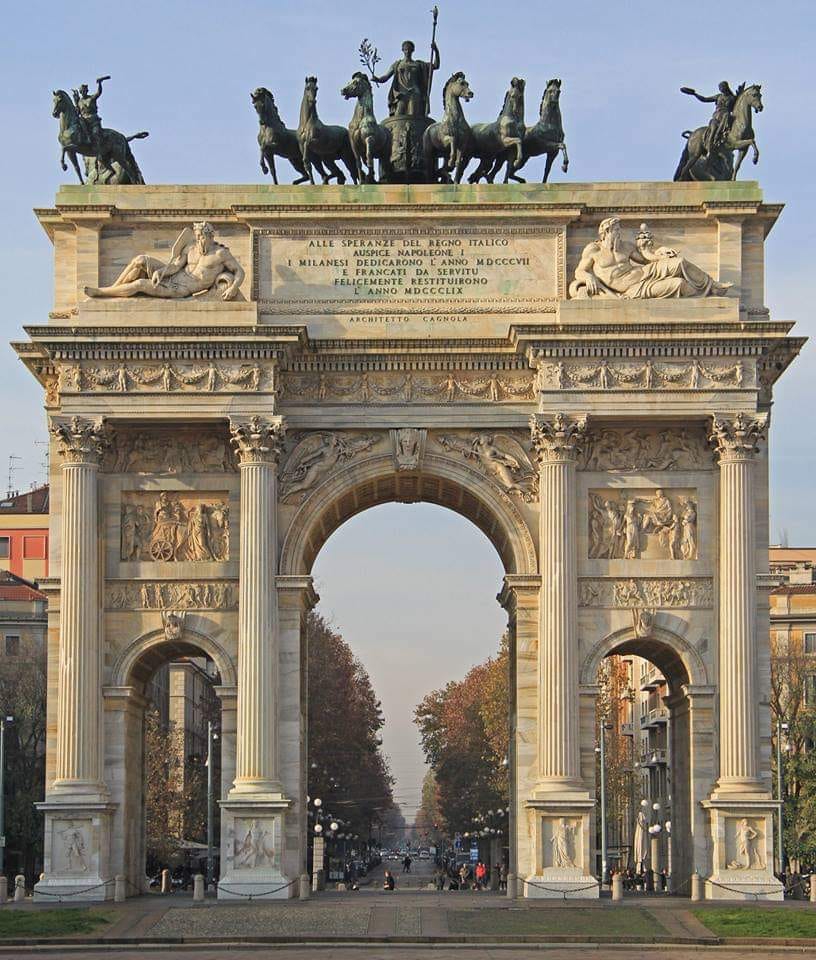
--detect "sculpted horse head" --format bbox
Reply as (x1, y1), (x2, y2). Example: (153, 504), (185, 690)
(442, 71), (474, 113)
(341, 72), (372, 101)
(251, 87), (283, 126)
(540, 79), (562, 118)
(303, 76), (319, 111)
(52, 89), (76, 121)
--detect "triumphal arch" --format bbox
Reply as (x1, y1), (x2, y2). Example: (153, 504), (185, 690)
(13, 179), (802, 900)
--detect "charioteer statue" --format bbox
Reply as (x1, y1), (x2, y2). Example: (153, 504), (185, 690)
(362, 7), (441, 181)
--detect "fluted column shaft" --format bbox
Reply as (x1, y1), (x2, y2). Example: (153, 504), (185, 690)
(230, 417), (286, 795)
(530, 414), (587, 788)
(51, 417), (107, 794)
(710, 413), (768, 790)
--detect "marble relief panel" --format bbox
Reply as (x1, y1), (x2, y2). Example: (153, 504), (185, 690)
(121, 491), (229, 562)
(104, 429), (236, 474)
(588, 488), (697, 561)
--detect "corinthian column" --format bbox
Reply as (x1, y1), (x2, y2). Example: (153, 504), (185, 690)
(51, 416), (108, 797)
(529, 413), (587, 790)
(709, 412), (768, 792)
(229, 415), (286, 796)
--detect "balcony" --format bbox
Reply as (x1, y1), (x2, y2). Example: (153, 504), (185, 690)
(640, 749), (668, 767)
(620, 722), (635, 737)
(640, 677), (661, 692)
(641, 706), (669, 728)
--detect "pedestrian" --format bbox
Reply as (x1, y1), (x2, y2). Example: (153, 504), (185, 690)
(475, 861), (486, 890)
(383, 869), (395, 891)
(403, 854), (412, 874)
(498, 862), (507, 892)
(459, 863), (469, 890)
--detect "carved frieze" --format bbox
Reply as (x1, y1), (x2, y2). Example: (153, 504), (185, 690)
(120, 492), (229, 562)
(280, 370), (534, 404)
(579, 426), (708, 472)
(532, 355), (748, 392)
(104, 429), (236, 474)
(233, 818), (279, 871)
(588, 488), (697, 560)
(435, 432), (537, 501)
(106, 580), (237, 610)
(578, 577), (713, 609)
(57, 360), (273, 395)
(279, 432), (381, 502)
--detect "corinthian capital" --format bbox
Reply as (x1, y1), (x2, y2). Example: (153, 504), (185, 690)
(230, 415), (286, 465)
(709, 412), (769, 462)
(529, 413), (588, 464)
(51, 416), (108, 465)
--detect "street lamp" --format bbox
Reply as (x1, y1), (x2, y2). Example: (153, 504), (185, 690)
(206, 721), (219, 890)
(776, 720), (789, 874)
(0, 716), (12, 875)
(596, 720), (613, 884)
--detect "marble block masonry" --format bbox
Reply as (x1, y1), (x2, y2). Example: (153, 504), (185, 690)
(13, 180), (803, 900)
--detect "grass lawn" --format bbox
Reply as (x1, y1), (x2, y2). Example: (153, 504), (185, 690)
(694, 907), (816, 939)
(448, 907), (665, 937)
(0, 908), (111, 938)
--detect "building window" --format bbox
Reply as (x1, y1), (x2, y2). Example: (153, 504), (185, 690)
(805, 633), (816, 654)
(0, 537), (9, 559)
(4, 636), (20, 656)
(806, 675), (816, 706)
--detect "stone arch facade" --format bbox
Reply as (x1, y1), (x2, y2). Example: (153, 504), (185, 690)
(18, 181), (800, 902)
(110, 624), (238, 689)
(279, 452), (538, 577)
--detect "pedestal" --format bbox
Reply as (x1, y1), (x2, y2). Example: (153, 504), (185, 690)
(34, 802), (116, 901)
(703, 800), (783, 900)
(523, 799), (599, 899)
(217, 799), (294, 900)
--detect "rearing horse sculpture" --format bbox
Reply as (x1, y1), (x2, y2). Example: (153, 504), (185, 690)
(341, 72), (392, 184)
(516, 79), (569, 183)
(297, 76), (358, 185)
(251, 87), (314, 185)
(423, 72), (475, 184)
(468, 77), (526, 184)
(52, 89), (148, 184)
(674, 83), (763, 181)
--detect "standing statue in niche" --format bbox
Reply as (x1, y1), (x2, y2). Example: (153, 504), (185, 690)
(633, 804), (649, 872)
(729, 818), (763, 870)
(674, 82), (763, 181)
(85, 222), (244, 301)
(569, 219), (731, 299)
(550, 818), (576, 868)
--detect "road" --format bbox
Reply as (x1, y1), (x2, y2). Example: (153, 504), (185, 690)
(368, 852), (438, 890)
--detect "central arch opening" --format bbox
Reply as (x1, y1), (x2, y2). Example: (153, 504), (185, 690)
(306, 497), (514, 885)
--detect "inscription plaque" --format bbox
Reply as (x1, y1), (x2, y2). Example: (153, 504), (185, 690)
(255, 225), (563, 313)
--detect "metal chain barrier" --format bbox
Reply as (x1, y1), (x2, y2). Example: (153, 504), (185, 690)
(28, 879), (115, 902)
(522, 878), (600, 899)
(213, 877), (299, 901)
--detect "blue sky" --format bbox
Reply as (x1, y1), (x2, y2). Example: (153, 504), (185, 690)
(1, 0), (813, 816)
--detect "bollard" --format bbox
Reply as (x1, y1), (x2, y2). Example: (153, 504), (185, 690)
(193, 874), (204, 901)
(114, 875), (126, 902)
(612, 873), (623, 902)
(161, 868), (170, 894)
(506, 872), (517, 899)
(299, 873), (311, 900)
(0, 877), (6, 904)
(14, 876), (25, 902)
(810, 875), (816, 903)
(690, 871), (702, 902)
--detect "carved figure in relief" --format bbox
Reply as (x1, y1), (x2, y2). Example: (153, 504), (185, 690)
(640, 489), (678, 557)
(437, 433), (536, 501)
(550, 818), (576, 868)
(393, 428), (423, 470)
(679, 498), (698, 560)
(729, 818), (763, 870)
(120, 493), (229, 563)
(64, 828), (89, 872)
(121, 504), (141, 561)
(280, 433), (379, 501)
(623, 499), (640, 559)
(632, 607), (655, 638)
(162, 610), (186, 642)
(85, 222), (244, 301)
(588, 496), (623, 559)
(569, 218), (731, 299)
(186, 503), (215, 561)
(235, 819), (275, 869)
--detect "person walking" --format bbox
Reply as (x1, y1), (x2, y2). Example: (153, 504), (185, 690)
(402, 854), (412, 874)
(383, 869), (395, 891)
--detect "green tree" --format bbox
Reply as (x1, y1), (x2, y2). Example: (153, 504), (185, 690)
(307, 612), (395, 841)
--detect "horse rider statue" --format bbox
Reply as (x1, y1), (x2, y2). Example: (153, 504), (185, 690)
(680, 81), (736, 159)
(72, 76), (112, 174)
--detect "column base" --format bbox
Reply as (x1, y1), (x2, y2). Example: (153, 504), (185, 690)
(702, 797), (783, 902)
(524, 796), (598, 899)
(218, 797), (295, 900)
(34, 801), (116, 902)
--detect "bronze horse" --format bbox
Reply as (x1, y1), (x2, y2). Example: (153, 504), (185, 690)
(341, 72), (392, 184)
(52, 89), (147, 184)
(297, 76), (358, 185)
(423, 72), (475, 184)
(674, 83), (763, 181)
(468, 77), (526, 184)
(516, 79), (569, 183)
(251, 87), (315, 184)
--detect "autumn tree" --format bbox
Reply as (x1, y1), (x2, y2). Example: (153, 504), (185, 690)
(0, 635), (46, 882)
(306, 612), (395, 841)
(414, 636), (509, 834)
(413, 769), (444, 846)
